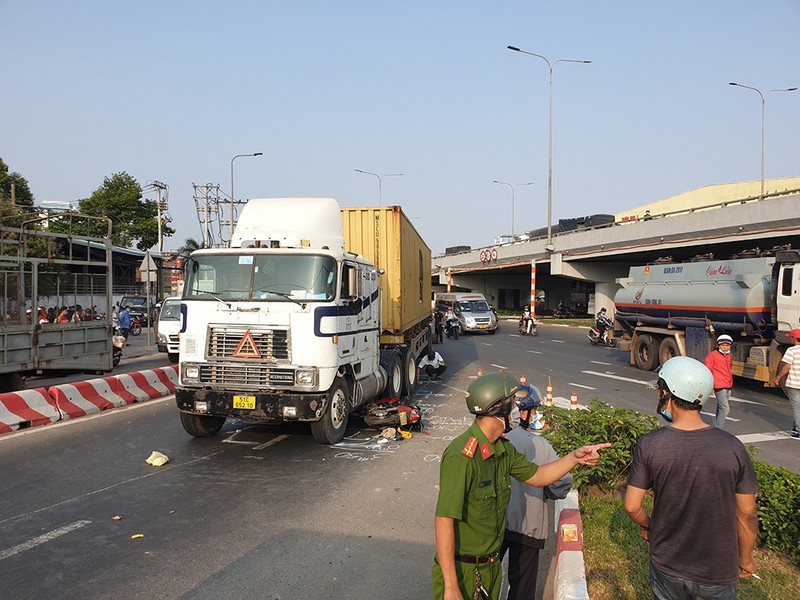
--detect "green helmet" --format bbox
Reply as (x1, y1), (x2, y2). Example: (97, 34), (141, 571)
(466, 372), (526, 415)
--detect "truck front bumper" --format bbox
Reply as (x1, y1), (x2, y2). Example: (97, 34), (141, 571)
(175, 388), (329, 423)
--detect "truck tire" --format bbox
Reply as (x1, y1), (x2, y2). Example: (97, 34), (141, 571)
(384, 352), (403, 398)
(633, 334), (659, 371)
(311, 378), (350, 444)
(180, 412), (225, 437)
(658, 337), (679, 365)
(402, 348), (417, 396)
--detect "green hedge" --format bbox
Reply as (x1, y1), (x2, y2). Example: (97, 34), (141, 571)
(541, 400), (800, 565)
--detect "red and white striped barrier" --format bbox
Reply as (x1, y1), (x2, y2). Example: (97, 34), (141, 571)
(554, 490), (589, 600)
(0, 365), (179, 432)
(0, 388), (60, 433)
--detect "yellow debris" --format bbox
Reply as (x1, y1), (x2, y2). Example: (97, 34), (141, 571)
(146, 451), (169, 467)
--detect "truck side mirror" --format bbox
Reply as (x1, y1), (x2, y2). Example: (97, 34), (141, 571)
(344, 265), (360, 300)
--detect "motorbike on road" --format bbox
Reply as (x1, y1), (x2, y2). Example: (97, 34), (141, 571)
(588, 318), (616, 347)
(129, 317), (142, 336)
(445, 317), (460, 339)
(112, 327), (126, 367)
(518, 316), (538, 336)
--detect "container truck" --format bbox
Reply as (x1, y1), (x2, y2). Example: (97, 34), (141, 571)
(0, 211), (114, 392)
(613, 249), (800, 383)
(175, 198), (431, 444)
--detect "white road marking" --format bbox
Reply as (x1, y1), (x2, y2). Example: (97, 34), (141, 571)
(737, 431), (797, 444)
(590, 360), (613, 366)
(491, 363), (507, 370)
(700, 411), (740, 422)
(551, 340), (565, 343)
(568, 383), (596, 390)
(729, 396), (764, 406)
(481, 343), (494, 346)
(527, 350), (543, 355)
(582, 370), (651, 385)
(0, 520), (92, 561)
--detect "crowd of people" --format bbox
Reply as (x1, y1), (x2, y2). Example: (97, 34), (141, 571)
(3, 303), (102, 325)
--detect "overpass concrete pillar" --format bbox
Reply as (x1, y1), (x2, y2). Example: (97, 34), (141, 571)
(594, 281), (617, 316)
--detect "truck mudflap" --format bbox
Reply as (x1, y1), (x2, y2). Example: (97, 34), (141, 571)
(175, 388), (329, 423)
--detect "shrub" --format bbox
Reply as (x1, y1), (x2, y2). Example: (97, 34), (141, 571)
(750, 454), (800, 565)
(540, 399), (658, 491)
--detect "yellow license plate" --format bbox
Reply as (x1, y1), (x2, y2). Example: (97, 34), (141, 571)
(233, 395), (256, 409)
(479, 325), (487, 329)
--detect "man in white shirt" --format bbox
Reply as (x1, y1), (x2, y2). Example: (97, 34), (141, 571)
(417, 350), (446, 381)
(772, 328), (800, 438)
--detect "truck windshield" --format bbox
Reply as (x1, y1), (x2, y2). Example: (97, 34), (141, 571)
(184, 254), (337, 302)
(459, 300), (490, 312)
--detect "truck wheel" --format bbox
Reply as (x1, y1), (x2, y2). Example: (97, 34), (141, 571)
(384, 352), (403, 398)
(633, 334), (659, 371)
(311, 378), (350, 444)
(168, 352), (179, 364)
(180, 412), (225, 437)
(658, 337), (679, 365)
(402, 348), (417, 396)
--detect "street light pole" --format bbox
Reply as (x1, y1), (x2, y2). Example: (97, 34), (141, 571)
(507, 46), (591, 250)
(728, 82), (797, 202)
(355, 169), (403, 206)
(230, 152), (264, 246)
(493, 180), (534, 239)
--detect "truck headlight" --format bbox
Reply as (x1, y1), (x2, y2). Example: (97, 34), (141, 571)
(183, 363), (200, 382)
(295, 368), (317, 386)
(157, 333), (166, 344)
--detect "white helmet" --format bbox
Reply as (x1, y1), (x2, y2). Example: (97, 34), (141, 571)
(716, 334), (733, 345)
(657, 356), (714, 406)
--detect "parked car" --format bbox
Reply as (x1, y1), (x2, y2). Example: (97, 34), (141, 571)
(119, 295), (152, 326)
(156, 297), (181, 363)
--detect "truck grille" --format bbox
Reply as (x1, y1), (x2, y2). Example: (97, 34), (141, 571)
(207, 327), (289, 362)
(199, 364), (295, 387)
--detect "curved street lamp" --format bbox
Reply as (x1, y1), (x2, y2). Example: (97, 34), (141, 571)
(355, 169), (403, 206)
(507, 46), (591, 251)
(493, 180), (534, 239)
(230, 152), (263, 245)
(728, 82), (797, 202)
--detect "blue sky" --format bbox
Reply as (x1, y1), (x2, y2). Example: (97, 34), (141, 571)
(2, 1), (798, 255)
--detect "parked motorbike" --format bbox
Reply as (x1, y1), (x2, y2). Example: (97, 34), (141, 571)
(553, 307), (575, 319)
(587, 318), (616, 347)
(445, 317), (460, 339)
(129, 317), (142, 337)
(518, 316), (538, 336)
(112, 328), (126, 367)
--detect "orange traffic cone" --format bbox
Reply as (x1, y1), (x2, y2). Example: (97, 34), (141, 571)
(546, 378), (553, 407)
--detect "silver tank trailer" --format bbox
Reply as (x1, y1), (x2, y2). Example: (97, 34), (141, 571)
(615, 257), (774, 332)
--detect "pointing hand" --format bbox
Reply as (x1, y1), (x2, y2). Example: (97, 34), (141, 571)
(573, 443), (612, 466)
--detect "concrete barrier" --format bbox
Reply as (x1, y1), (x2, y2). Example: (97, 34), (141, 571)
(554, 489), (589, 600)
(0, 388), (60, 433)
(0, 365), (179, 433)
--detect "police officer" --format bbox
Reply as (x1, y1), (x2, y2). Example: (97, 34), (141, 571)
(432, 372), (610, 600)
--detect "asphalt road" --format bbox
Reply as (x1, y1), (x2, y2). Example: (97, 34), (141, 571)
(1, 322), (797, 600)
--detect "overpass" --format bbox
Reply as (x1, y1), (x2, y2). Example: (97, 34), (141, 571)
(432, 183), (800, 315)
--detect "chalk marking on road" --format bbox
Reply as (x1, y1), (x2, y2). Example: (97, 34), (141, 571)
(527, 350), (543, 355)
(568, 383), (596, 390)
(490, 363), (507, 370)
(700, 411), (741, 422)
(0, 451), (224, 527)
(590, 360), (613, 366)
(737, 431), (796, 444)
(0, 520), (92, 561)
(253, 434), (290, 450)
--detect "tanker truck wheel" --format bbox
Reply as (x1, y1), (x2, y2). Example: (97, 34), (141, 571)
(658, 337), (679, 365)
(382, 352), (403, 398)
(180, 412), (225, 437)
(311, 378), (350, 444)
(633, 334), (659, 371)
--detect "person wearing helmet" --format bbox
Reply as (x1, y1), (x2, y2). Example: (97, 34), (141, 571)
(624, 356), (759, 598)
(417, 349), (446, 381)
(772, 328), (800, 438)
(433, 372), (610, 600)
(500, 384), (571, 600)
(704, 334), (734, 429)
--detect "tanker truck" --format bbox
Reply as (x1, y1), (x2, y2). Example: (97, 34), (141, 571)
(175, 198), (431, 444)
(613, 249), (800, 382)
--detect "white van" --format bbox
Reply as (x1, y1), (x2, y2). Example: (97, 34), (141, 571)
(156, 297), (182, 363)
(434, 292), (498, 334)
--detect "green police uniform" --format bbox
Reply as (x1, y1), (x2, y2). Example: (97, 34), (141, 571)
(432, 421), (538, 599)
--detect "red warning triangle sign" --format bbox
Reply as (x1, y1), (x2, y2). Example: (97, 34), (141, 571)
(233, 330), (261, 358)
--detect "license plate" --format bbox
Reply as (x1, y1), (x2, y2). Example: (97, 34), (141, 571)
(479, 325), (487, 329)
(233, 395), (256, 409)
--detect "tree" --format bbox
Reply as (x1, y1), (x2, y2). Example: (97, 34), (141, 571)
(176, 237), (202, 259)
(0, 157), (37, 226)
(77, 172), (174, 250)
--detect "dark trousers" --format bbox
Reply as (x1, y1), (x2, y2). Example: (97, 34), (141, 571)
(120, 327), (130, 339)
(500, 538), (541, 600)
(422, 364), (446, 379)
